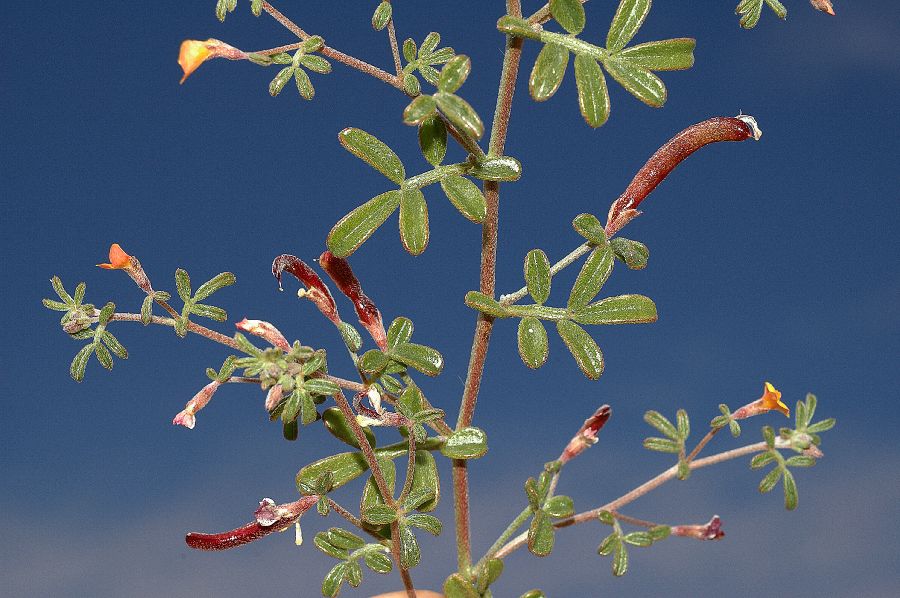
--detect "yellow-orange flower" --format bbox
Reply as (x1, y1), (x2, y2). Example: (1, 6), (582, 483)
(97, 243), (132, 270)
(178, 39), (246, 84)
(759, 381), (790, 417)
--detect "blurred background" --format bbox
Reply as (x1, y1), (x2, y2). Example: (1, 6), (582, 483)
(2, 1), (898, 596)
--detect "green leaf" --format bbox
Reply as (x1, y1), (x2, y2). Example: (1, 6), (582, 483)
(619, 39), (696, 71)
(528, 511), (555, 556)
(372, 1), (392, 30)
(345, 560), (363, 588)
(464, 291), (509, 318)
(518, 317), (549, 369)
(101, 331), (128, 359)
(468, 156), (523, 182)
(140, 295), (153, 325)
(571, 294), (658, 325)
(399, 188), (429, 256)
(568, 245), (615, 309)
(649, 525), (671, 541)
(70, 344), (94, 382)
(556, 320), (604, 379)
(327, 190), (402, 257)
(440, 175), (486, 223)
(398, 523), (421, 568)
(597, 533), (618, 555)
(440, 426), (488, 459)
(298, 451), (369, 491)
(294, 67), (315, 100)
(434, 92), (484, 140)
(190, 303), (227, 322)
(361, 458), (396, 516)
(269, 66), (294, 96)
(406, 513), (442, 535)
(404, 95), (437, 125)
(420, 32), (441, 55)
(676, 409), (690, 440)
(643, 437), (681, 453)
(545, 495), (574, 518)
(437, 55), (471, 94)
(644, 410), (678, 438)
(607, 0), (651, 52)
(42, 298), (70, 311)
(603, 57), (666, 107)
(282, 419), (298, 441)
(766, 0), (788, 19)
(785, 455), (817, 468)
(409, 450), (440, 511)
(387, 317), (414, 349)
(338, 128), (405, 184)
(339, 322), (363, 352)
(612, 542), (629, 576)
(299, 54), (331, 74)
(174, 269), (192, 302)
(479, 559), (504, 592)
(364, 550), (393, 574)
(573, 55), (610, 127)
(250, 0), (262, 16)
(444, 573), (480, 598)
(610, 238), (649, 269)
(359, 350), (389, 375)
(550, 0), (586, 34)
(524, 249), (552, 305)
(321, 562), (347, 598)
(807, 418), (835, 434)
(736, 0), (764, 29)
(750, 452), (776, 469)
(759, 467), (783, 494)
(362, 504), (398, 525)
(403, 73), (421, 96)
(530, 43), (569, 102)
(418, 115), (447, 166)
(322, 407), (376, 449)
(782, 469), (798, 510)
(301, 36), (325, 53)
(623, 531), (653, 547)
(597, 510), (615, 525)
(403, 38), (417, 63)
(94, 342), (113, 370)
(519, 591), (546, 598)
(327, 527), (367, 551)
(391, 342), (443, 376)
(51, 276), (73, 304)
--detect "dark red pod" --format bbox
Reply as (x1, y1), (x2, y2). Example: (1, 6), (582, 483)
(319, 251), (387, 350)
(606, 115), (761, 236)
(272, 254), (341, 325)
(185, 520), (282, 551)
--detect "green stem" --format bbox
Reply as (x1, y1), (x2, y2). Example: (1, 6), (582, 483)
(497, 16), (611, 62)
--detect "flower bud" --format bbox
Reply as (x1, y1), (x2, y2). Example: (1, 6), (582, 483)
(236, 318), (290, 351)
(560, 405), (611, 463)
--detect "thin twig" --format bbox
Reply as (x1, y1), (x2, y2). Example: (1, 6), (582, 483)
(386, 17), (403, 76)
(494, 438), (789, 558)
(500, 243), (591, 305)
(687, 427), (722, 462)
(398, 431), (418, 505)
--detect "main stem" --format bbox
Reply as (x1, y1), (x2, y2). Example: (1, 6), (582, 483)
(451, 0), (523, 574)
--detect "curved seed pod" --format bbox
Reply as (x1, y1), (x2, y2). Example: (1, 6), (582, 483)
(272, 254), (341, 325)
(606, 115), (761, 236)
(319, 251), (387, 351)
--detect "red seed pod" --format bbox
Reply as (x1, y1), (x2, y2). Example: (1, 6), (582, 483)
(272, 254), (341, 325)
(319, 251), (387, 351)
(606, 115), (761, 236)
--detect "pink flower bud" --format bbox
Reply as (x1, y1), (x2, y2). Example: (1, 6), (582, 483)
(319, 251), (387, 350)
(272, 255), (341, 325)
(236, 318), (290, 351)
(265, 385), (284, 411)
(672, 515), (724, 541)
(172, 380), (221, 429)
(560, 405), (611, 463)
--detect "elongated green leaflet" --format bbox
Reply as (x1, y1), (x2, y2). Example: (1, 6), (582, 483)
(468, 155), (522, 182)
(399, 189), (429, 255)
(437, 55), (471, 93)
(574, 55), (610, 128)
(570, 294), (658, 325)
(518, 317), (549, 369)
(338, 128), (406, 184)
(444, 573), (479, 598)
(530, 43), (569, 102)
(404, 95), (437, 125)
(327, 190), (402, 257)
(524, 249), (551, 304)
(297, 444), (412, 491)
(322, 407), (376, 449)
(435, 92), (484, 139)
(371, 0), (391, 30)
(387, 317), (414, 349)
(619, 39), (696, 71)
(603, 57), (667, 107)
(557, 320), (604, 379)
(568, 245), (615, 309)
(391, 342), (444, 376)
(528, 511), (555, 556)
(440, 426), (488, 459)
(572, 213), (608, 246)
(409, 450), (441, 511)
(418, 115), (447, 166)
(550, 0), (586, 34)
(464, 291), (509, 318)
(607, 0), (652, 52)
(440, 175), (487, 222)
(610, 237), (649, 269)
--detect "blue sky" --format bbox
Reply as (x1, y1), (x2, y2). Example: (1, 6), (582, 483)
(2, 1), (898, 596)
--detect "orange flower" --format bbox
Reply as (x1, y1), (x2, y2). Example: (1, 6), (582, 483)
(97, 243), (132, 270)
(733, 382), (790, 420)
(759, 381), (790, 417)
(178, 39), (246, 84)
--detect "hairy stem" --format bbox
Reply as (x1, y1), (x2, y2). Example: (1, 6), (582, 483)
(494, 438), (791, 558)
(386, 17), (403, 77)
(451, 0), (524, 574)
